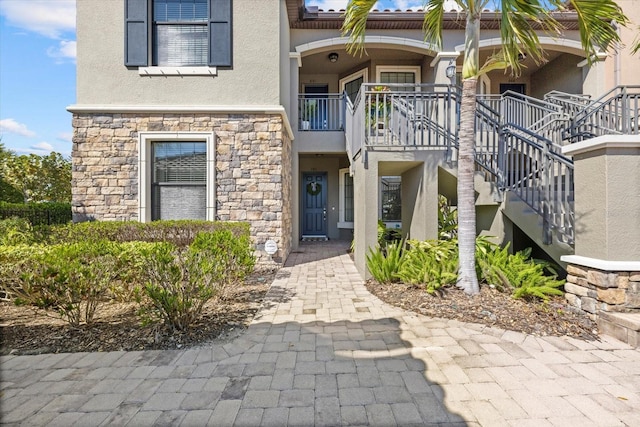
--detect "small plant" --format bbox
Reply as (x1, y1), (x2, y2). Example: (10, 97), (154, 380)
(477, 243), (564, 300)
(366, 240), (405, 284)
(138, 243), (218, 331)
(377, 220), (402, 247)
(396, 239), (458, 294)
(8, 241), (118, 325)
(0, 217), (34, 245)
(137, 229), (255, 331)
(438, 195), (458, 240)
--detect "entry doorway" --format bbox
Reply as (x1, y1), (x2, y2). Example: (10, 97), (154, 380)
(301, 172), (328, 239)
(500, 83), (526, 95)
(304, 85), (328, 130)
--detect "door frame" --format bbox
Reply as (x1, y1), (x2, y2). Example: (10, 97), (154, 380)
(301, 171), (328, 238)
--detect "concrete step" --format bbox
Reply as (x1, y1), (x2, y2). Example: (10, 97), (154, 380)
(597, 311), (640, 348)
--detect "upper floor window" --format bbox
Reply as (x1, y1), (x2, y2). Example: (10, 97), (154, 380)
(125, 0), (232, 68)
(376, 66), (421, 92)
(153, 0), (208, 66)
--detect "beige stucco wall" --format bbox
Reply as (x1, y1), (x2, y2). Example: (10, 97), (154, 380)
(530, 54), (583, 98)
(605, 0), (640, 88)
(564, 137), (640, 262)
(76, 0), (282, 106)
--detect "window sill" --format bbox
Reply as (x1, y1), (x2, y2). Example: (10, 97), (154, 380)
(338, 222), (354, 229)
(138, 66), (218, 76)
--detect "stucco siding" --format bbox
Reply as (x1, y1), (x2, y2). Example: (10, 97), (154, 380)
(76, 0), (282, 106)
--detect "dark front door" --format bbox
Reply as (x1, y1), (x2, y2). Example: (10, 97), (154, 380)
(302, 172), (327, 237)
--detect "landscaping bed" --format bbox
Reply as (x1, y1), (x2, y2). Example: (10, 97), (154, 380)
(0, 269), (275, 355)
(365, 279), (599, 340)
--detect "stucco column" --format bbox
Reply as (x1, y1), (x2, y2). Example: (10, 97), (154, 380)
(353, 155), (379, 278)
(562, 135), (640, 262)
(579, 53), (607, 98)
(401, 160), (439, 241)
(430, 52), (460, 85)
(290, 52), (301, 249)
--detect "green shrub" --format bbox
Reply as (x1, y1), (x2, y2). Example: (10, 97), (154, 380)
(438, 195), (458, 240)
(190, 229), (255, 294)
(0, 217), (34, 245)
(137, 228), (255, 331)
(7, 241), (119, 325)
(396, 239), (458, 294)
(48, 220), (251, 247)
(477, 244), (564, 300)
(377, 220), (402, 247)
(366, 240), (405, 284)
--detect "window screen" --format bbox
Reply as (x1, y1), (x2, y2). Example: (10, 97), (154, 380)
(153, 0), (208, 66)
(344, 172), (354, 222)
(380, 72), (416, 92)
(152, 142), (206, 220)
(344, 76), (363, 103)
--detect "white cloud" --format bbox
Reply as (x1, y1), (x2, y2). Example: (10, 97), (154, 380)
(47, 39), (77, 63)
(30, 141), (55, 152)
(0, 118), (37, 138)
(0, 0), (75, 39)
(57, 132), (73, 143)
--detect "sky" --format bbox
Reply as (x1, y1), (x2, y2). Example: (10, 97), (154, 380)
(0, 0), (75, 157)
(0, 0), (447, 158)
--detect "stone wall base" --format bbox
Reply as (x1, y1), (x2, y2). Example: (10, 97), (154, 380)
(564, 264), (640, 320)
(72, 112), (292, 266)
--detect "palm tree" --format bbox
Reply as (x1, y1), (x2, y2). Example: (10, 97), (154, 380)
(342, 0), (628, 295)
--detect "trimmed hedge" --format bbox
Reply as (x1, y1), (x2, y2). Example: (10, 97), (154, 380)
(47, 220), (251, 247)
(0, 202), (72, 226)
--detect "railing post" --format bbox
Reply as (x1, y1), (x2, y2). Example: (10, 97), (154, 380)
(541, 140), (552, 245)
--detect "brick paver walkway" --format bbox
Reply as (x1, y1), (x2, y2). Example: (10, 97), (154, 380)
(2, 241), (640, 426)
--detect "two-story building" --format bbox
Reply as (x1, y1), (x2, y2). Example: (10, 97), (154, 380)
(69, 0), (640, 282)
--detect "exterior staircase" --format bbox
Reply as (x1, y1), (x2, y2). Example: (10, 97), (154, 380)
(345, 83), (640, 347)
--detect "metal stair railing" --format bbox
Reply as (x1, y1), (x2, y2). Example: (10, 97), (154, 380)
(567, 85), (640, 142)
(345, 83), (579, 245)
(473, 93), (575, 245)
(500, 125), (575, 245)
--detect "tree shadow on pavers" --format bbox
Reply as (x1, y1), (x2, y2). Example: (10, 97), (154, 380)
(285, 241), (352, 265)
(257, 285), (296, 314)
(237, 317), (469, 426)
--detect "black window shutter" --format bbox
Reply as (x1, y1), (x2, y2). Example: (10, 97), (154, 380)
(125, 0), (148, 66)
(209, 0), (232, 67)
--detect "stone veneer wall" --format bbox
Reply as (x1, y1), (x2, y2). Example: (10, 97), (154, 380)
(72, 112), (292, 264)
(564, 264), (640, 319)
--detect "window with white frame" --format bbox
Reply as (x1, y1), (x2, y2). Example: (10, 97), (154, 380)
(339, 69), (368, 103)
(338, 168), (354, 228)
(153, 0), (208, 66)
(138, 132), (215, 222)
(152, 142), (206, 220)
(376, 66), (421, 91)
(125, 0), (232, 69)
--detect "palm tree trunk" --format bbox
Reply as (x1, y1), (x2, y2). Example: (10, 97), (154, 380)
(456, 77), (480, 295)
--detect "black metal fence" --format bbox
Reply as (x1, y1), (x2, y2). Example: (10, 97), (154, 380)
(0, 203), (72, 226)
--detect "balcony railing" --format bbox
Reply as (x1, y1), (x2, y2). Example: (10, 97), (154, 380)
(298, 94), (345, 131)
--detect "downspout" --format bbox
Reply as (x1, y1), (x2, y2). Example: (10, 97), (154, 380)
(612, 20), (621, 87)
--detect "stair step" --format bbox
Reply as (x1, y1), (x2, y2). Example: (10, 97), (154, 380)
(597, 311), (640, 348)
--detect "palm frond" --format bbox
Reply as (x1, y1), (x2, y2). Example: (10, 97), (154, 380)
(567, 0), (629, 62)
(423, 0), (446, 49)
(341, 0), (378, 56)
(497, 0), (561, 77)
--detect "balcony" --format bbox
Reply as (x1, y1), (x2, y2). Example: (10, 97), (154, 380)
(297, 94), (345, 131)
